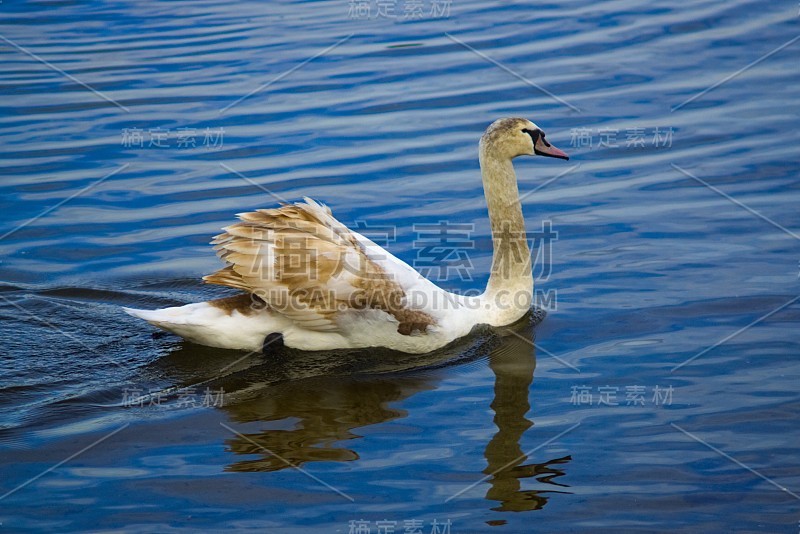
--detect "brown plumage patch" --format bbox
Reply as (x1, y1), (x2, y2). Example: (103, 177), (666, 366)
(203, 199), (435, 335)
(480, 117), (528, 149)
(208, 293), (264, 316)
(204, 265), (249, 292)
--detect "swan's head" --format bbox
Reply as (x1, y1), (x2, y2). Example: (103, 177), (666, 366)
(480, 117), (569, 161)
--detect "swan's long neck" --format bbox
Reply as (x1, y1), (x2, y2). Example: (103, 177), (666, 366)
(479, 144), (533, 324)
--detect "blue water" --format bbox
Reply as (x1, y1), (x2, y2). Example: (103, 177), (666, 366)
(1, 0), (799, 531)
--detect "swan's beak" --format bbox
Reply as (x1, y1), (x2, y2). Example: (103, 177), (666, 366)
(534, 135), (569, 160)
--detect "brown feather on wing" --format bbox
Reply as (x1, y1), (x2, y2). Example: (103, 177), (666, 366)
(203, 198), (434, 335)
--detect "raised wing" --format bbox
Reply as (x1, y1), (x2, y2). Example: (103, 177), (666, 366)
(203, 198), (434, 335)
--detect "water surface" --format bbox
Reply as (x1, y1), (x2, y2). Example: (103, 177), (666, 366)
(1, 0), (799, 531)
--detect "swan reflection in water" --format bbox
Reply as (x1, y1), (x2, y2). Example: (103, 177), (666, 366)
(164, 310), (570, 512)
(481, 319), (571, 512)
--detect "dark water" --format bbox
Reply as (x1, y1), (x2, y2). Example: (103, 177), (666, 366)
(2, 0), (799, 531)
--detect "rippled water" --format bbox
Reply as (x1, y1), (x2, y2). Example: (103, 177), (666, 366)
(2, 0), (799, 531)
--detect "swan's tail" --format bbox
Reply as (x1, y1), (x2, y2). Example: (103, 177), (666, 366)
(123, 297), (277, 352)
(123, 306), (178, 324)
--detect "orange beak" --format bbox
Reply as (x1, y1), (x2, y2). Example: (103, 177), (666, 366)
(533, 133), (569, 160)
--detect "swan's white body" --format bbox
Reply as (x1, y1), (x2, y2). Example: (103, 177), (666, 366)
(127, 228), (487, 353)
(124, 118), (569, 354)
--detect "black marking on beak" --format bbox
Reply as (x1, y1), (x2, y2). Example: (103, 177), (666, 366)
(523, 128), (550, 148)
(523, 127), (568, 160)
(522, 128), (541, 144)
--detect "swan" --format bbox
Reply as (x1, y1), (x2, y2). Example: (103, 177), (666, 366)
(124, 118), (569, 354)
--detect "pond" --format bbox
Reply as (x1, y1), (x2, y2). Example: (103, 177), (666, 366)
(1, 0), (799, 531)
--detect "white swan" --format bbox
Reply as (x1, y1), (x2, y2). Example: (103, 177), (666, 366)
(124, 118), (569, 353)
